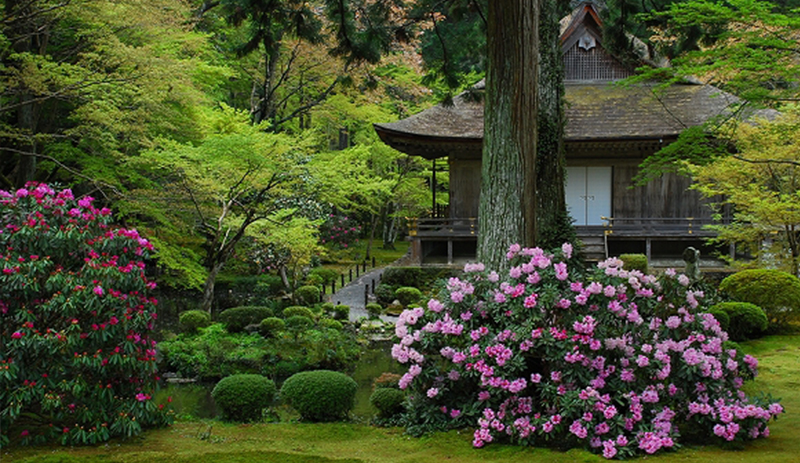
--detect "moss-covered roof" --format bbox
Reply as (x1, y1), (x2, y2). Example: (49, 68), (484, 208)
(373, 82), (754, 159)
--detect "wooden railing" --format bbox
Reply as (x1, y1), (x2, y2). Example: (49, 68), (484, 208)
(602, 217), (724, 237)
(407, 217), (479, 238)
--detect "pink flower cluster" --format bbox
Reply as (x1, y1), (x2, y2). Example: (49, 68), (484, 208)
(391, 243), (782, 459)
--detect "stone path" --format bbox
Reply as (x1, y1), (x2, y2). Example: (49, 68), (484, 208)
(326, 266), (397, 323)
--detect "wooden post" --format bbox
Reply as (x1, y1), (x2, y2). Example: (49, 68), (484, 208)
(356, 265), (360, 278)
(331, 281), (336, 294)
(372, 256), (376, 268)
(340, 274), (345, 287)
(350, 268), (353, 281)
(371, 279), (375, 293)
(362, 261), (367, 272)
(364, 285), (369, 306)
(448, 239), (454, 265)
(432, 159), (437, 218)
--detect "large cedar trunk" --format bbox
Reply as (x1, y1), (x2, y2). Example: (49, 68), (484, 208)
(535, 0), (574, 250)
(478, 0), (539, 270)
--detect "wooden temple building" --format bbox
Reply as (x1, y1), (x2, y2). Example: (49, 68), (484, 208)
(374, 2), (747, 265)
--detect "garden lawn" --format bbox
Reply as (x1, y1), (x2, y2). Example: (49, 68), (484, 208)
(4, 334), (798, 463)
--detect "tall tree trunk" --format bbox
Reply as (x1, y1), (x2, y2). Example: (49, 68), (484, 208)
(7, 0), (43, 187)
(365, 212), (378, 259)
(478, 0), (539, 270)
(252, 37), (282, 125)
(382, 202), (397, 250)
(201, 262), (225, 314)
(535, 0), (574, 250)
(279, 265), (291, 291)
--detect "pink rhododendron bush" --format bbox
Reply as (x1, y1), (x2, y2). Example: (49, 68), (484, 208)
(0, 184), (172, 447)
(392, 244), (783, 459)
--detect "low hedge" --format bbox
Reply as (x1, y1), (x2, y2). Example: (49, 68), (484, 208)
(211, 374), (276, 422)
(219, 306), (274, 333)
(280, 370), (358, 422)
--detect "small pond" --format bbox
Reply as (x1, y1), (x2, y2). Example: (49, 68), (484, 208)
(155, 340), (403, 422)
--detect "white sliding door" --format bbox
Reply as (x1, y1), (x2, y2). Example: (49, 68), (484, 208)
(566, 166), (612, 226)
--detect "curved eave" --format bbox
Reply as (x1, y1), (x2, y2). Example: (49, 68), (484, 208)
(373, 123), (482, 160)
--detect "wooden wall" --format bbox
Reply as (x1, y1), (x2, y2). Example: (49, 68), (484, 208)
(612, 165), (713, 220)
(449, 159), (481, 218)
(448, 156), (715, 222)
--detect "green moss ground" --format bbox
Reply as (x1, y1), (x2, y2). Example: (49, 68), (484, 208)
(4, 334), (798, 463)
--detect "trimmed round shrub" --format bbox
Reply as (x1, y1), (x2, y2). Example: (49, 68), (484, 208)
(309, 267), (339, 285)
(211, 374), (276, 422)
(366, 302), (384, 319)
(711, 302), (768, 341)
(319, 317), (343, 330)
(294, 285), (321, 305)
(720, 269), (800, 327)
(179, 310), (212, 333)
(283, 306), (315, 319)
(707, 307), (730, 332)
(259, 317), (286, 337)
(374, 283), (396, 306)
(286, 315), (314, 331)
(333, 304), (350, 320)
(620, 253), (648, 274)
(219, 306), (273, 333)
(321, 301), (335, 315)
(370, 387), (406, 418)
(280, 370), (358, 421)
(304, 274), (324, 288)
(395, 286), (423, 306)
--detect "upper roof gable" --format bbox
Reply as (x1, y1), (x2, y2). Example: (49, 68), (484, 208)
(560, 2), (634, 81)
(560, 1), (604, 50)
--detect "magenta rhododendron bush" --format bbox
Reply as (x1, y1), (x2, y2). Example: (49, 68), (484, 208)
(393, 244), (782, 459)
(0, 183), (172, 447)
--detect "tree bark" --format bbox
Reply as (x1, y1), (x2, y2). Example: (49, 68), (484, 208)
(201, 262), (225, 314)
(535, 0), (574, 250)
(478, 0), (540, 270)
(7, 0), (43, 187)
